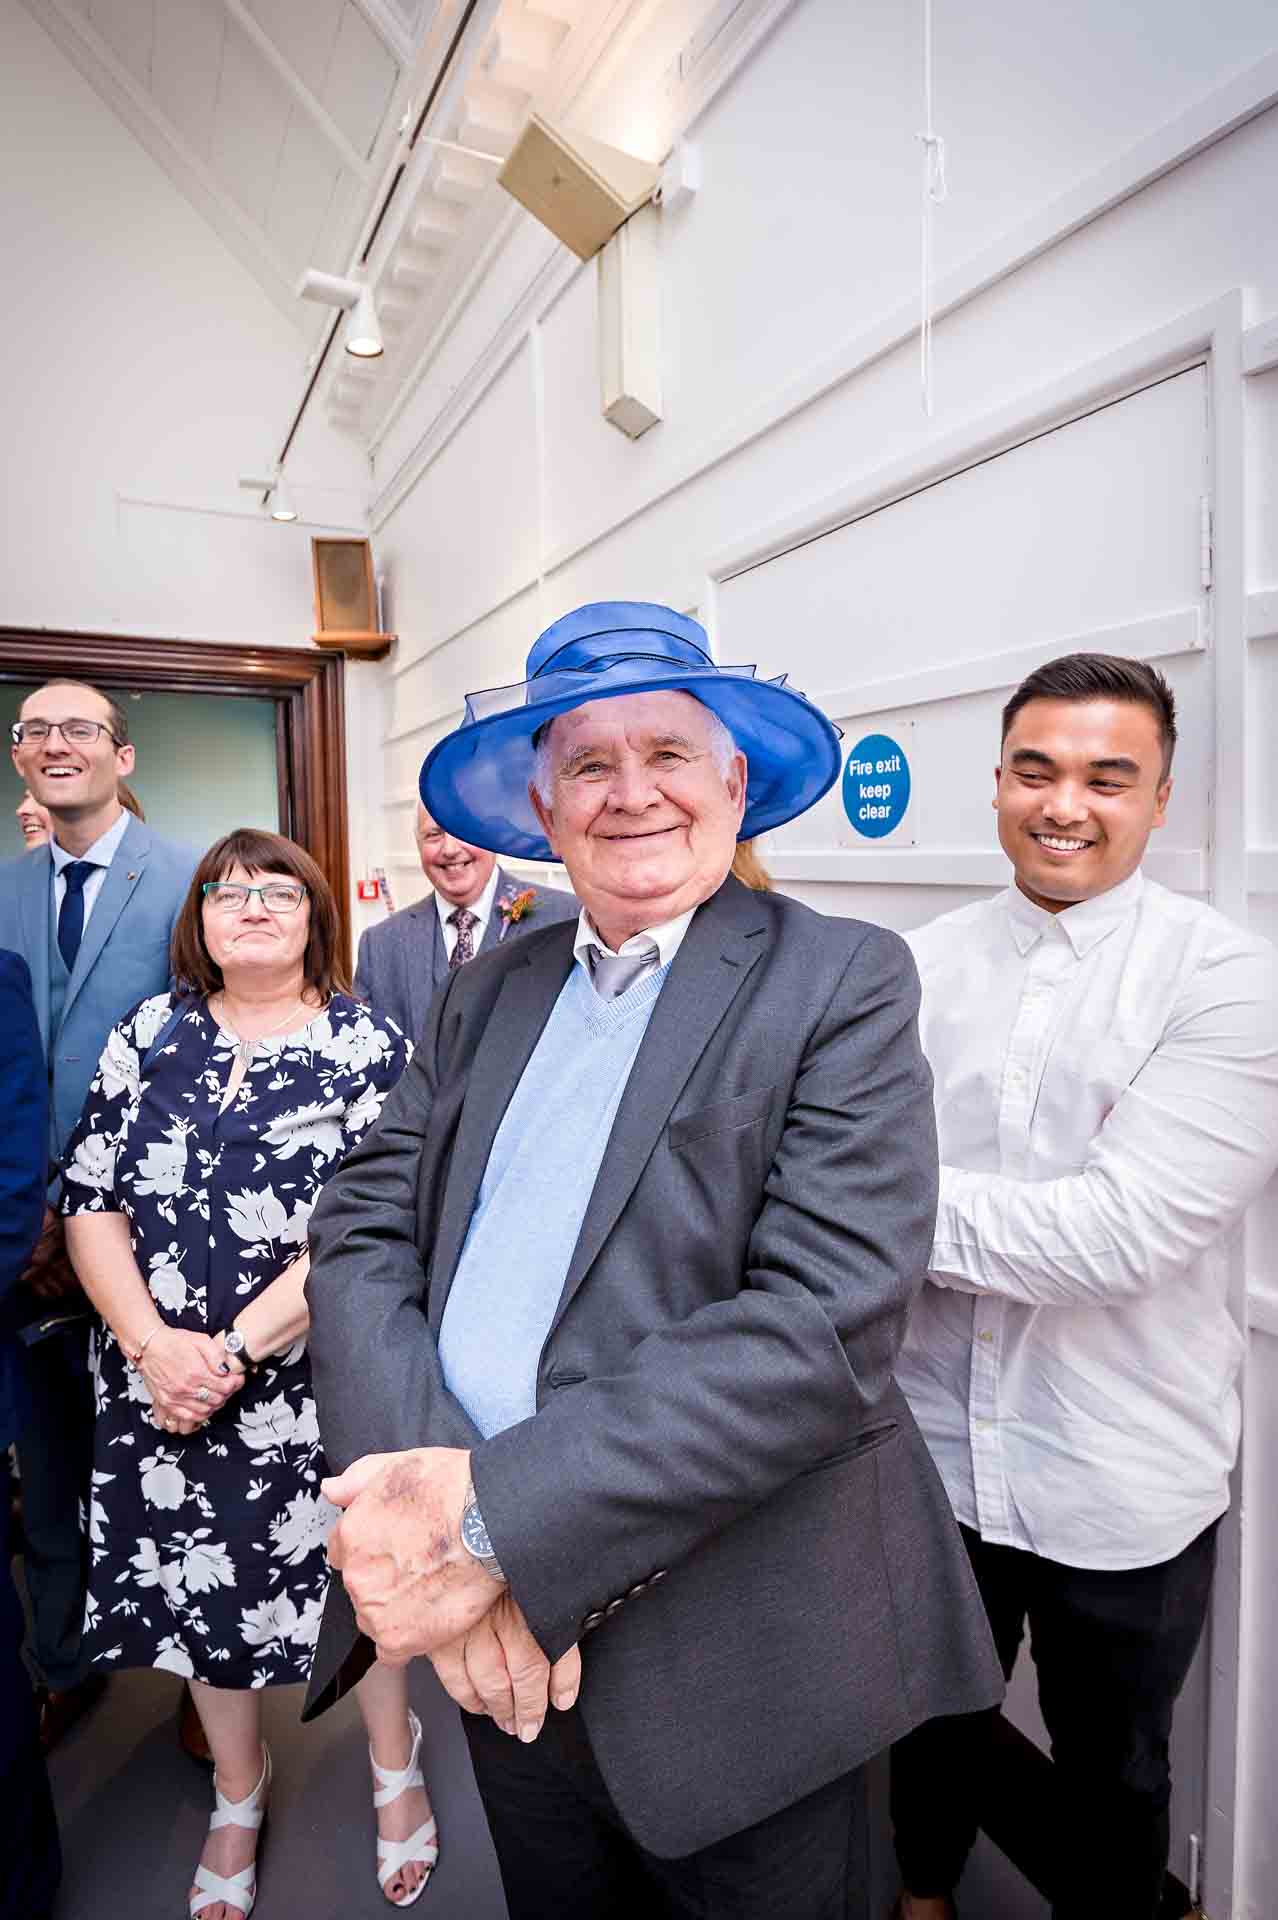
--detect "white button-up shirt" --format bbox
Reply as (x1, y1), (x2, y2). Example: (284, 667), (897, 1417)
(571, 905), (697, 996)
(896, 870), (1278, 1570)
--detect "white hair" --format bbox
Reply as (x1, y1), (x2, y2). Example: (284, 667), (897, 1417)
(531, 702), (737, 804)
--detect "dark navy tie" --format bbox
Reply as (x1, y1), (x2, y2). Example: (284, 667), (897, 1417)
(57, 861), (98, 973)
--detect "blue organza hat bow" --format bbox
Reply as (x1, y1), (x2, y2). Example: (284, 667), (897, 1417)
(419, 602), (843, 863)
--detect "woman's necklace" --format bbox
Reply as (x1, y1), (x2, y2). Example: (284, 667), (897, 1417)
(212, 993), (310, 1066)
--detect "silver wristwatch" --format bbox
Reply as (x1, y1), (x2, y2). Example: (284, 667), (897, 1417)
(222, 1326), (259, 1375)
(459, 1481), (506, 1583)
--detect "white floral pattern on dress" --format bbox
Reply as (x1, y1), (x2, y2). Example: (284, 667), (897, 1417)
(62, 991), (410, 1688)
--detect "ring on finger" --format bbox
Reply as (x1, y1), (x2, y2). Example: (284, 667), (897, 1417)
(197, 1387), (211, 1404)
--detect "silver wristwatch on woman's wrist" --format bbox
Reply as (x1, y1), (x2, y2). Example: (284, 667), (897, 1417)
(459, 1481), (506, 1583)
(221, 1325), (260, 1375)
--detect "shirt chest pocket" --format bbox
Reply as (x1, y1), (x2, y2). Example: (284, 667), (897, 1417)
(1033, 1023), (1159, 1142)
(668, 1083), (775, 1154)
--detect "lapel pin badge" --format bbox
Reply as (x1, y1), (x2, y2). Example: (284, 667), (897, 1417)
(127, 871), (138, 881)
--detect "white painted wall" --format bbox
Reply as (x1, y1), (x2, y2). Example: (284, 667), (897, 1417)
(369, 0), (1278, 1910)
(0, 0), (385, 933)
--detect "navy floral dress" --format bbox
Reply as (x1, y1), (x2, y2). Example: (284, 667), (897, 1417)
(60, 991), (409, 1689)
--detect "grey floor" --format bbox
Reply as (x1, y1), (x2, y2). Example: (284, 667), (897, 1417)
(45, 1667), (1046, 1920)
(47, 1664), (508, 1920)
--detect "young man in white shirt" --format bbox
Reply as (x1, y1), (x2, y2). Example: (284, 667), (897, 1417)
(889, 654), (1278, 1920)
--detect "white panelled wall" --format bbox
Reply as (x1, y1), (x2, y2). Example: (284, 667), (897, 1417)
(370, 0), (1278, 1912)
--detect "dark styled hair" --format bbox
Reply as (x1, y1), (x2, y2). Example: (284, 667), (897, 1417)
(171, 829), (350, 998)
(1000, 653), (1177, 777)
(22, 680), (130, 745)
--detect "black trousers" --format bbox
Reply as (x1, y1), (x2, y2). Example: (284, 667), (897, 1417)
(464, 1703), (866, 1919)
(890, 1520), (1219, 1920)
(1, 1494), (61, 1918)
(16, 1324), (95, 1688)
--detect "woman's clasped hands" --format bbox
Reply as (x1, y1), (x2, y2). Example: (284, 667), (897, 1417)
(138, 1325), (243, 1436)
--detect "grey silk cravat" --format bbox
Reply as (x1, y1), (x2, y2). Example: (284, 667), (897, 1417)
(448, 907), (479, 970)
(587, 940), (659, 1000)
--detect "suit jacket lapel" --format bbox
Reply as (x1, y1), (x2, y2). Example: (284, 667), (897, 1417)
(405, 904), (438, 1038)
(62, 822), (150, 1022)
(545, 882), (768, 1341)
(477, 867), (510, 959)
(18, 849), (53, 1052)
(428, 930), (575, 1334)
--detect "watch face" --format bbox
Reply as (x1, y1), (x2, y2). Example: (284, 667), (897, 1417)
(461, 1503), (493, 1561)
(224, 1331), (245, 1356)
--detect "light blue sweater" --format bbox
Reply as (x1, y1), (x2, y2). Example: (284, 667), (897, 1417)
(438, 960), (670, 1438)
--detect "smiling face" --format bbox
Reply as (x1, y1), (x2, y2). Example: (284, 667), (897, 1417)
(529, 690), (747, 948)
(16, 789), (51, 847)
(415, 804), (495, 908)
(995, 697), (1172, 911)
(12, 682), (133, 829)
(200, 864), (312, 988)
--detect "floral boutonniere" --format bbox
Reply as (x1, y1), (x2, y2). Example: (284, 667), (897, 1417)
(497, 886), (537, 941)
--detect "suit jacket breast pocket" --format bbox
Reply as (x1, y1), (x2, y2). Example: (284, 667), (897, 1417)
(668, 1084), (774, 1153)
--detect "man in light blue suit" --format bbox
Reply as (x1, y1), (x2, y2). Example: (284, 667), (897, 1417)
(0, 679), (195, 1745)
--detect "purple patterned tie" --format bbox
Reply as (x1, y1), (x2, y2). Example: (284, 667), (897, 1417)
(448, 907), (478, 970)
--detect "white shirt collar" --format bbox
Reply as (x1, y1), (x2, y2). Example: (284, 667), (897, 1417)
(50, 807), (131, 875)
(1003, 867), (1144, 960)
(572, 904), (698, 982)
(434, 863), (500, 939)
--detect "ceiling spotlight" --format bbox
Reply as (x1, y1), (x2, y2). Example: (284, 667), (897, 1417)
(269, 473), (299, 523)
(296, 268), (383, 360)
(345, 287), (384, 359)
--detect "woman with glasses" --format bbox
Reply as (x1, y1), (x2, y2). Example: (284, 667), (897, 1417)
(60, 830), (439, 1918)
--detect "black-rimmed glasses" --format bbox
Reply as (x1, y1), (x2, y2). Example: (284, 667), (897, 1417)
(202, 882), (308, 913)
(11, 718), (123, 747)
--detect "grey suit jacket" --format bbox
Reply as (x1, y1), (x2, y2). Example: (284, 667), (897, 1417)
(305, 877), (1002, 1857)
(353, 865), (577, 1043)
(0, 818), (197, 1159)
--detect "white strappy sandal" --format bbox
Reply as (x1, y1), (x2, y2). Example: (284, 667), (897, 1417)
(370, 1708), (439, 1908)
(189, 1743), (271, 1919)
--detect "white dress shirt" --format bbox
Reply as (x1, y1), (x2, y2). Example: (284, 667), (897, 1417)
(435, 864), (501, 962)
(571, 905), (697, 997)
(50, 808), (132, 929)
(896, 870), (1278, 1570)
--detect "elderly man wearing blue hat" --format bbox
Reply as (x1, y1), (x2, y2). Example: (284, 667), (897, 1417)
(304, 603), (1001, 1917)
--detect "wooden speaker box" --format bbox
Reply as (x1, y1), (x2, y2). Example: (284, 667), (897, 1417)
(311, 538), (394, 658)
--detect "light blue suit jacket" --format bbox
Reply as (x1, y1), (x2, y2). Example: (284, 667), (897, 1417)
(0, 817), (197, 1161)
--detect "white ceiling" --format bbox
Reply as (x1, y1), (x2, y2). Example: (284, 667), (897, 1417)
(27, 0), (429, 306)
(22, 0), (747, 456)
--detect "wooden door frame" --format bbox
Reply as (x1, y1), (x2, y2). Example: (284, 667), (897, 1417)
(0, 628), (351, 969)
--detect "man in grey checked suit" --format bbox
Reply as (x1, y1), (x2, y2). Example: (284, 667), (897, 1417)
(0, 679), (195, 1746)
(307, 603), (1001, 1919)
(354, 801), (576, 1040)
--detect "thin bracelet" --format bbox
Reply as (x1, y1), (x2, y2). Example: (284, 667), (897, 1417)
(127, 1326), (161, 1370)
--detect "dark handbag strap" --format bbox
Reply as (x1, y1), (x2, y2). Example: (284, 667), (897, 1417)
(139, 996), (193, 1075)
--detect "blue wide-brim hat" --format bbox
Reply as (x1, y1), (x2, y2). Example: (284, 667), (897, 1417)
(419, 601), (843, 862)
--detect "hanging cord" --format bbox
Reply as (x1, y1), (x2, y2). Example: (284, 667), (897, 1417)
(917, 0), (948, 417)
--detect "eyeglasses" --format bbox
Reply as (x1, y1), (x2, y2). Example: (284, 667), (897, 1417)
(201, 882), (308, 913)
(11, 718), (122, 747)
